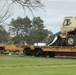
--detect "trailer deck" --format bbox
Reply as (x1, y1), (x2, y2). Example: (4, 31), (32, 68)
(24, 45), (76, 52)
(0, 43), (76, 57)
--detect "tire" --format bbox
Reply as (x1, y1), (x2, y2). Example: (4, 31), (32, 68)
(23, 48), (31, 56)
(66, 35), (76, 46)
(34, 48), (43, 57)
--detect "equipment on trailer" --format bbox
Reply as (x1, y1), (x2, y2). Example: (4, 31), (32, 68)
(51, 16), (76, 46)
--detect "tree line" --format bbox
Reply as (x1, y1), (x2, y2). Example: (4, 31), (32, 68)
(0, 16), (53, 45)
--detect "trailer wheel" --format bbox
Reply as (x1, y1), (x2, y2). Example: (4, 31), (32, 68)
(66, 35), (76, 46)
(35, 48), (43, 57)
(23, 48), (31, 56)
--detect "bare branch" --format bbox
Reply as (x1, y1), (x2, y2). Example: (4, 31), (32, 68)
(0, 2), (12, 24)
(11, 0), (44, 16)
(11, 0), (44, 10)
(0, 0), (44, 24)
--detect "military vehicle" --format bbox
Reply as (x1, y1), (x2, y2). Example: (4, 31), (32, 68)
(51, 16), (76, 46)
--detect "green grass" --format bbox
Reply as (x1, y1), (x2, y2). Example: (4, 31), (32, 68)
(0, 55), (76, 75)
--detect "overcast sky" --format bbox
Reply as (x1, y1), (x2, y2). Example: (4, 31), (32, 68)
(7, 0), (76, 34)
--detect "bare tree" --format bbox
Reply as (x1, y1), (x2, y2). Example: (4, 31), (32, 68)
(11, 0), (44, 15)
(0, 0), (43, 24)
(0, 1), (12, 24)
(11, 0), (43, 9)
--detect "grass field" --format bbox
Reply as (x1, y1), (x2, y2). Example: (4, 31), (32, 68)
(0, 55), (76, 75)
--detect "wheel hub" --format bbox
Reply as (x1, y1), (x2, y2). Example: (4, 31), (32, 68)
(68, 38), (74, 45)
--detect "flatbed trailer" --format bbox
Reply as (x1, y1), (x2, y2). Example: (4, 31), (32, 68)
(23, 45), (76, 57)
(0, 43), (24, 54)
(0, 43), (76, 57)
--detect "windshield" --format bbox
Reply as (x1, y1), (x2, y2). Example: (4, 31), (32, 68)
(63, 19), (71, 26)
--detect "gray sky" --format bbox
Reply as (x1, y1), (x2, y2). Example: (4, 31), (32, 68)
(7, 0), (76, 34)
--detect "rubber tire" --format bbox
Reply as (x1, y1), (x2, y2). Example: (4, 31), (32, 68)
(23, 48), (31, 56)
(66, 35), (76, 46)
